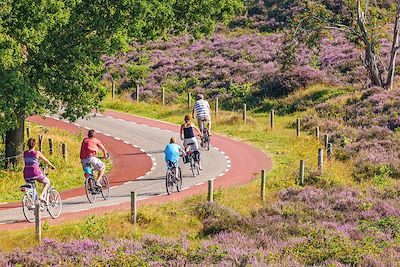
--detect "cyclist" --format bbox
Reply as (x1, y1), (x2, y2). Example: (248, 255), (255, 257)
(23, 138), (56, 202)
(180, 114), (203, 169)
(164, 137), (186, 179)
(192, 94), (212, 136)
(80, 129), (108, 188)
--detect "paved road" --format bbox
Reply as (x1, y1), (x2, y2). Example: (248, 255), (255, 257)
(0, 113), (228, 224)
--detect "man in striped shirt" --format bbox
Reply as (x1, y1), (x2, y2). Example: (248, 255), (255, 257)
(192, 94), (212, 135)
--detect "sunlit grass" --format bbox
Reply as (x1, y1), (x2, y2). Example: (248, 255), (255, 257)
(0, 123), (86, 203)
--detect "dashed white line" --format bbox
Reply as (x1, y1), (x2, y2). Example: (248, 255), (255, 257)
(123, 141), (130, 144)
(124, 181), (133, 185)
(74, 123), (81, 127)
(224, 168), (230, 172)
(181, 187), (189, 190)
(218, 173), (225, 177)
(104, 133), (111, 137)
(114, 137), (121, 141)
(195, 182), (205, 186)
(220, 151), (226, 155)
(84, 127), (90, 130)
(145, 171), (151, 175)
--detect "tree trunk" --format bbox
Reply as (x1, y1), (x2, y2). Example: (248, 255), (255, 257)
(5, 115), (25, 169)
(385, 2), (400, 90)
(365, 47), (384, 87)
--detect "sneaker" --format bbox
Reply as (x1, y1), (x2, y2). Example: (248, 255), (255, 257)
(95, 181), (103, 188)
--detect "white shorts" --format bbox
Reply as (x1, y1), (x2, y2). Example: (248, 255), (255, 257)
(81, 157), (105, 171)
(183, 137), (199, 151)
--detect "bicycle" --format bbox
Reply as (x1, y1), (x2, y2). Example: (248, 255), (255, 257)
(83, 156), (110, 203)
(185, 143), (200, 177)
(201, 127), (211, 151)
(20, 166), (62, 223)
(165, 161), (182, 195)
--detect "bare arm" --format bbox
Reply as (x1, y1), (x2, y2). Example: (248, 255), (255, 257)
(98, 143), (107, 158)
(37, 151), (55, 169)
(180, 124), (184, 140)
(192, 123), (203, 137)
(192, 107), (195, 119)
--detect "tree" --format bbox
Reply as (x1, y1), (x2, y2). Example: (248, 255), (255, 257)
(0, 0), (245, 167)
(282, 0), (400, 90)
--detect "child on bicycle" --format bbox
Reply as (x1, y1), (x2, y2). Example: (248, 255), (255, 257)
(164, 137), (185, 179)
(23, 138), (56, 202)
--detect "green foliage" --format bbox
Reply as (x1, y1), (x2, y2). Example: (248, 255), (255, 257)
(0, 0), (245, 132)
(127, 64), (149, 88)
(81, 215), (107, 239)
(290, 229), (364, 265)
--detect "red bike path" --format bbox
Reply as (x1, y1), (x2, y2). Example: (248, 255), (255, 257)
(0, 110), (271, 231)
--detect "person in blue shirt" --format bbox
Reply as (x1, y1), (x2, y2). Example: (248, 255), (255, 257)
(164, 137), (186, 179)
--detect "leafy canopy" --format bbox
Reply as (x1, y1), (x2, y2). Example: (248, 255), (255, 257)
(0, 0), (245, 132)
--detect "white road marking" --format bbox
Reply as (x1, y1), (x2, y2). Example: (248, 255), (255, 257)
(104, 133), (111, 137)
(114, 137), (121, 141)
(181, 187), (189, 190)
(195, 182), (205, 186)
(124, 181), (133, 185)
(74, 123), (81, 127)
(123, 141), (130, 144)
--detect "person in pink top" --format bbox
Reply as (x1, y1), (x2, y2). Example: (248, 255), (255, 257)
(23, 138), (56, 202)
(80, 129), (108, 187)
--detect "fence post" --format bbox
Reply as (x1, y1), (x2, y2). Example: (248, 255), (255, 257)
(136, 84), (140, 103)
(62, 143), (67, 160)
(26, 128), (30, 138)
(243, 104), (247, 125)
(208, 179), (214, 202)
(261, 169), (266, 201)
(111, 80), (115, 100)
(48, 139), (53, 155)
(215, 97), (219, 118)
(315, 127), (320, 139)
(187, 91), (191, 111)
(131, 191), (137, 225)
(327, 143), (333, 159)
(324, 134), (329, 149)
(35, 201), (41, 243)
(162, 87), (165, 106)
(38, 135), (43, 152)
(318, 148), (324, 173)
(270, 109), (275, 130)
(299, 160), (305, 186)
(296, 119), (301, 137)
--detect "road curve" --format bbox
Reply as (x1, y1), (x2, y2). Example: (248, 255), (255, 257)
(0, 110), (271, 230)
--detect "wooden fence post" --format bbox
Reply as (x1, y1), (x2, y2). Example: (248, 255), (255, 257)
(38, 135), (43, 152)
(187, 91), (191, 111)
(131, 191), (137, 225)
(261, 169), (266, 201)
(26, 128), (30, 138)
(324, 134), (329, 149)
(270, 109), (275, 130)
(208, 179), (214, 202)
(215, 97), (219, 118)
(48, 139), (53, 155)
(243, 104), (247, 125)
(296, 119), (301, 137)
(162, 87), (165, 106)
(318, 148), (324, 173)
(315, 127), (320, 139)
(327, 143), (333, 159)
(62, 143), (67, 160)
(136, 84), (139, 103)
(35, 201), (41, 243)
(299, 160), (305, 186)
(111, 80), (115, 100)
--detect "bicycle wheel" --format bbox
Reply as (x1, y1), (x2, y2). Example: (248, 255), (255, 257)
(206, 136), (210, 151)
(166, 171), (174, 195)
(85, 176), (97, 203)
(47, 189), (62, 219)
(190, 157), (196, 177)
(22, 193), (36, 223)
(176, 167), (183, 192)
(100, 175), (110, 200)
